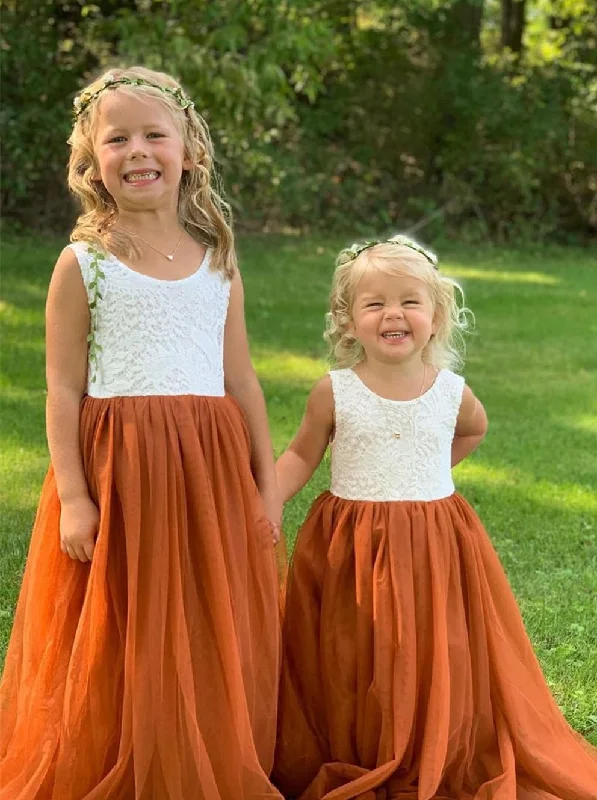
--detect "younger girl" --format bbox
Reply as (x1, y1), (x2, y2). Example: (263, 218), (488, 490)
(273, 236), (597, 800)
(0, 66), (283, 799)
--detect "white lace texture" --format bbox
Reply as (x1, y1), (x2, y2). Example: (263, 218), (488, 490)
(329, 368), (465, 502)
(70, 242), (231, 398)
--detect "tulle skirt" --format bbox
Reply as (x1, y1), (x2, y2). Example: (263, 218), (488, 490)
(0, 394), (283, 799)
(273, 491), (597, 800)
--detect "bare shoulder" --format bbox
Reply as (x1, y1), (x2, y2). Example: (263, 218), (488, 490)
(228, 266), (243, 292)
(49, 246), (85, 288)
(456, 383), (488, 435)
(224, 268), (245, 318)
(54, 245), (81, 272)
(459, 383), (477, 416)
(46, 246), (88, 315)
(306, 374), (334, 421)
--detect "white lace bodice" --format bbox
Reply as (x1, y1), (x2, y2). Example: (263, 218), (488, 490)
(70, 242), (230, 398)
(329, 368), (465, 502)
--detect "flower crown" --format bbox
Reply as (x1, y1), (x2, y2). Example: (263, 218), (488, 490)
(73, 75), (195, 119)
(336, 234), (439, 270)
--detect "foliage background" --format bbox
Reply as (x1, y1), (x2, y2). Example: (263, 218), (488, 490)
(2, 0), (596, 241)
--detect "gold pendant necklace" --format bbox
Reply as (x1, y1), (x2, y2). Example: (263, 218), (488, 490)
(119, 228), (184, 261)
(381, 364), (428, 440)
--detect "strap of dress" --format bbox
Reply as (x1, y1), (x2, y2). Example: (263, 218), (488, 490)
(329, 369), (359, 417)
(68, 242), (97, 300)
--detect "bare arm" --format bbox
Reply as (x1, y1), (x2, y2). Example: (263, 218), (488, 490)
(452, 384), (488, 467)
(223, 271), (280, 541)
(276, 376), (335, 504)
(46, 247), (98, 561)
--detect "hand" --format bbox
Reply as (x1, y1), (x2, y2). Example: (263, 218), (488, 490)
(60, 495), (99, 562)
(260, 483), (282, 545)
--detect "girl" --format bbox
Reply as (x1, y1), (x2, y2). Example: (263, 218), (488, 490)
(272, 236), (597, 800)
(0, 66), (283, 799)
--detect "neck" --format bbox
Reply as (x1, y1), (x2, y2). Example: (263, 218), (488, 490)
(360, 355), (425, 383)
(113, 209), (183, 238)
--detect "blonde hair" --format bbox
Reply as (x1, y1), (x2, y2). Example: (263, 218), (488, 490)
(324, 241), (472, 371)
(68, 66), (236, 278)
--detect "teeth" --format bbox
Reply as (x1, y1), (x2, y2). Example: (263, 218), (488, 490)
(125, 171), (159, 182)
(383, 332), (407, 338)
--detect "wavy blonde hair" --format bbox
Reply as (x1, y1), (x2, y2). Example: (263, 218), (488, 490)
(68, 66), (236, 278)
(325, 241), (472, 371)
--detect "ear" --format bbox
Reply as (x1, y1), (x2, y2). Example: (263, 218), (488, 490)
(182, 153), (193, 171)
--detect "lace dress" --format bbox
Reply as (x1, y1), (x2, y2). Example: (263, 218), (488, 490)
(0, 243), (282, 800)
(273, 368), (597, 800)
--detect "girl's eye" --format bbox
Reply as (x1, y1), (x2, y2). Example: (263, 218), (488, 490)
(404, 300), (420, 306)
(147, 132), (165, 139)
(108, 135), (126, 143)
(366, 302), (382, 308)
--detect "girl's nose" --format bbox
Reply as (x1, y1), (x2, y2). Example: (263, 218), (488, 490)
(128, 138), (148, 159)
(385, 305), (404, 319)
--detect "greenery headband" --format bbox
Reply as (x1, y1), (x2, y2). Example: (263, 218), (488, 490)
(336, 234), (439, 270)
(73, 75), (195, 119)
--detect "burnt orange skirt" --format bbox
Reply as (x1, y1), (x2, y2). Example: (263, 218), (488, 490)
(273, 492), (597, 800)
(0, 394), (283, 800)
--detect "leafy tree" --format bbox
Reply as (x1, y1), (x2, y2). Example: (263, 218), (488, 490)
(2, 0), (595, 238)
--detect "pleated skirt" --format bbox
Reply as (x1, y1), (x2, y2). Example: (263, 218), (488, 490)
(273, 492), (597, 800)
(0, 394), (283, 800)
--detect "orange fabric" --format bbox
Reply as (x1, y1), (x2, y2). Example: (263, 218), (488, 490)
(0, 395), (282, 799)
(273, 492), (597, 800)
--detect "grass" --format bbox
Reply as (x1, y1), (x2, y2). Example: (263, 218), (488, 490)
(1, 232), (596, 744)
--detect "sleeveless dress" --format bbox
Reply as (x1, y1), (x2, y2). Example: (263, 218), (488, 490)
(0, 243), (283, 800)
(273, 368), (597, 800)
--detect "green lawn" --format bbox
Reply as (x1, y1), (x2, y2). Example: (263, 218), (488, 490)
(1, 232), (596, 743)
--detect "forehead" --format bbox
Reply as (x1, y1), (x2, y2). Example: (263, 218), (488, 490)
(95, 90), (178, 131)
(354, 268), (430, 297)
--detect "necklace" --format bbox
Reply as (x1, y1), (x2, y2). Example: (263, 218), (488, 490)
(119, 228), (184, 261)
(368, 364), (429, 440)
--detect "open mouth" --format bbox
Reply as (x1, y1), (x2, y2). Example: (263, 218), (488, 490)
(381, 331), (409, 340)
(123, 170), (161, 184)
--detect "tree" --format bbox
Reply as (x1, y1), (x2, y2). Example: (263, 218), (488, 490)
(500, 0), (527, 53)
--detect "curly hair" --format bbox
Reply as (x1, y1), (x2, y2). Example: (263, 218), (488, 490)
(67, 65), (236, 278)
(324, 241), (473, 371)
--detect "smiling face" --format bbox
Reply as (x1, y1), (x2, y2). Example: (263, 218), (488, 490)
(92, 90), (192, 213)
(348, 268), (437, 365)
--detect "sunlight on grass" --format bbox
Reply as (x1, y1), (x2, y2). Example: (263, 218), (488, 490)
(456, 462), (597, 512)
(0, 443), (48, 503)
(528, 482), (597, 513)
(253, 349), (326, 383)
(564, 415), (597, 434)
(443, 265), (561, 285)
(455, 461), (523, 486)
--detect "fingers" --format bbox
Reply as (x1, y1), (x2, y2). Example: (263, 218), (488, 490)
(269, 521), (281, 544)
(82, 540), (95, 561)
(61, 540), (94, 562)
(65, 544), (78, 561)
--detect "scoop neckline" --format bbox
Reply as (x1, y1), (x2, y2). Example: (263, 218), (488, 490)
(107, 246), (211, 284)
(348, 367), (443, 405)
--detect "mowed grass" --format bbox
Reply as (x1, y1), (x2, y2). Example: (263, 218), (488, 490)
(1, 232), (596, 743)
